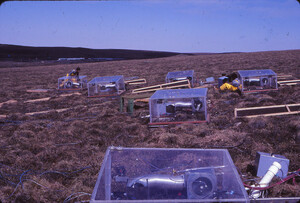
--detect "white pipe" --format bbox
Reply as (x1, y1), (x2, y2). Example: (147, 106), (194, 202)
(250, 161), (281, 199)
(105, 84), (116, 88)
(173, 102), (193, 107)
(175, 77), (188, 80)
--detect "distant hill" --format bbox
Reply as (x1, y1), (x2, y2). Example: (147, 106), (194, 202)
(0, 44), (180, 61)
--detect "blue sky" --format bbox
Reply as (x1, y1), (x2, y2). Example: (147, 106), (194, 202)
(0, 0), (300, 53)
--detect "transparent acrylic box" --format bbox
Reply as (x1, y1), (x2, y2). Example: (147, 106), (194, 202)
(149, 88), (208, 125)
(166, 70), (194, 87)
(91, 147), (249, 202)
(88, 75), (125, 97)
(237, 69), (277, 93)
(57, 76), (87, 90)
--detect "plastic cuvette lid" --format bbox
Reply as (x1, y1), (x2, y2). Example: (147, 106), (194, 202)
(91, 147), (249, 202)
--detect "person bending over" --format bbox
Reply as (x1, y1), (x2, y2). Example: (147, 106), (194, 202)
(219, 78), (241, 96)
(67, 67), (81, 80)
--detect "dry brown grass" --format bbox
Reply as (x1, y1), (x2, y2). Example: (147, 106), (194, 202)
(0, 50), (300, 202)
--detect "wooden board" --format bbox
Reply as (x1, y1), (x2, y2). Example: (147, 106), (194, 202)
(25, 103), (102, 116)
(0, 100), (17, 108)
(278, 79), (300, 86)
(193, 84), (211, 89)
(132, 79), (191, 94)
(25, 97), (51, 103)
(278, 79), (300, 83)
(277, 75), (293, 80)
(26, 89), (50, 93)
(277, 75), (294, 81)
(280, 83), (298, 86)
(60, 92), (81, 96)
(289, 105), (300, 112)
(235, 104), (300, 118)
(25, 108), (69, 116)
(57, 88), (82, 91)
(277, 74), (293, 77)
(87, 90), (125, 98)
(125, 78), (147, 85)
(0, 103), (103, 118)
(0, 115), (6, 119)
(238, 111), (300, 118)
(24, 92), (81, 103)
(149, 120), (207, 126)
(236, 103), (300, 111)
(236, 106), (287, 117)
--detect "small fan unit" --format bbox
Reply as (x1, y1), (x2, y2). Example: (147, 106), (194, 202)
(261, 77), (269, 86)
(65, 81), (73, 88)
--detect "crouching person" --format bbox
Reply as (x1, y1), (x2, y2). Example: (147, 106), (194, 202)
(219, 77), (242, 96)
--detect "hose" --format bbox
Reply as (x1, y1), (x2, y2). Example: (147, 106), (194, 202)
(244, 168), (300, 190)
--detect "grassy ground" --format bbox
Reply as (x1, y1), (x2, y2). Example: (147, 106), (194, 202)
(0, 49), (299, 202)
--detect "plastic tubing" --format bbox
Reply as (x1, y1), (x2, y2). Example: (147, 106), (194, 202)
(244, 168), (300, 191)
(250, 161), (281, 199)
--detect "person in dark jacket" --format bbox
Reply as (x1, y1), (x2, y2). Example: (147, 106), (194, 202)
(219, 77), (242, 96)
(60, 67), (81, 88)
(68, 67), (81, 79)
